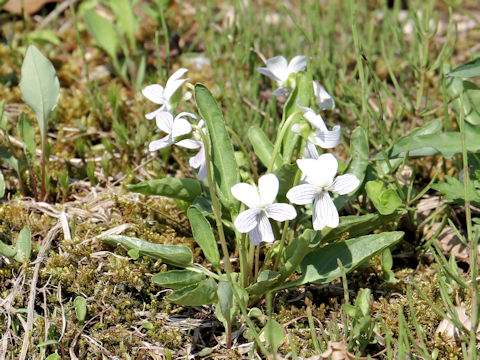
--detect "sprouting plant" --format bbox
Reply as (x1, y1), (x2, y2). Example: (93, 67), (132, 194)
(100, 56), (406, 355)
(0, 45), (59, 201)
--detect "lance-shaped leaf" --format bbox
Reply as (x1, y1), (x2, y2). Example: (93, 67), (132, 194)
(348, 127), (369, 185)
(100, 235), (193, 268)
(448, 57), (480, 78)
(20, 45), (60, 148)
(248, 126), (283, 169)
(152, 269), (205, 289)
(187, 206), (220, 268)
(84, 10), (119, 60)
(281, 231), (404, 288)
(195, 84), (239, 212)
(126, 178), (202, 203)
(166, 278), (218, 306)
(14, 226), (31, 263)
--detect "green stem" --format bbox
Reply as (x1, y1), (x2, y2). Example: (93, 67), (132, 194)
(267, 111), (301, 173)
(227, 126), (259, 181)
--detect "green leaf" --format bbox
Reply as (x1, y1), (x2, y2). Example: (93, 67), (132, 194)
(26, 30), (61, 46)
(109, 0), (138, 49)
(0, 239), (16, 259)
(84, 10), (119, 59)
(187, 207), (220, 268)
(74, 296), (87, 324)
(126, 178), (202, 203)
(14, 226), (31, 263)
(37, 340), (59, 347)
(447, 78), (480, 126)
(152, 269), (205, 289)
(45, 353), (61, 360)
(166, 278), (218, 306)
(100, 235), (193, 267)
(20, 45), (60, 147)
(248, 126), (282, 169)
(355, 288), (371, 316)
(365, 180), (402, 215)
(127, 248), (139, 260)
(448, 57), (480, 78)
(273, 164), (297, 202)
(432, 175), (480, 205)
(372, 122), (480, 160)
(217, 281), (234, 324)
(195, 84), (239, 212)
(18, 114), (36, 160)
(287, 231), (404, 287)
(348, 127), (369, 185)
(263, 319), (284, 353)
(0, 146), (19, 173)
(142, 322), (154, 330)
(322, 212), (403, 244)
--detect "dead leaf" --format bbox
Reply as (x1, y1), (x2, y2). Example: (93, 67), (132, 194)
(435, 306), (480, 343)
(417, 196), (477, 263)
(306, 341), (372, 360)
(3, 0), (59, 15)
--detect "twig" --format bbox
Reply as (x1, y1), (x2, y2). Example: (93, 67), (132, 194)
(18, 223), (61, 360)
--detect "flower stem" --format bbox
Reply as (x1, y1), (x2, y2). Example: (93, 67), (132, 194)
(227, 126), (259, 181)
(267, 111), (301, 173)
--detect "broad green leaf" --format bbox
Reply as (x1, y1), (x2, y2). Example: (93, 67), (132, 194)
(109, 0), (138, 49)
(432, 175), (480, 205)
(100, 235), (193, 267)
(365, 180), (402, 215)
(273, 163), (297, 202)
(126, 178), (202, 203)
(0, 240), (16, 259)
(348, 127), (369, 185)
(285, 231), (404, 287)
(74, 296), (87, 324)
(381, 248), (397, 284)
(356, 288), (371, 316)
(187, 207), (220, 268)
(20, 45), (60, 146)
(0, 171), (4, 198)
(448, 58), (480, 78)
(248, 126), (282, 169)
(263, 319), (284, 353)
(447, 77), (480, 126)
(152, 269), (205, 289)
(195, 84), (239, 212)
(372, 125), (480, 159)
(321, 212), (403, 244)
(217, 281), (234, 323)
(18, 114), (36, 160)
(166, 278), (218, 306)
(14, 226), (31, 262)
(84, 10), (119, 59)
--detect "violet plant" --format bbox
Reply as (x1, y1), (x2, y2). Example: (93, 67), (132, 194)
(101, 56), (405, 352)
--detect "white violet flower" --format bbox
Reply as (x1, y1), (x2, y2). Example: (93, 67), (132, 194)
(313, 81), (335, 110)
(149, 112), (200, 152)
(286, 153), (360, 230)
(189, 120), (207, 180)
(291, 103), (341, 149)
(231, 174), (297, 245)
(258, 55), (307, 97)
(142, 68), (188, 118)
